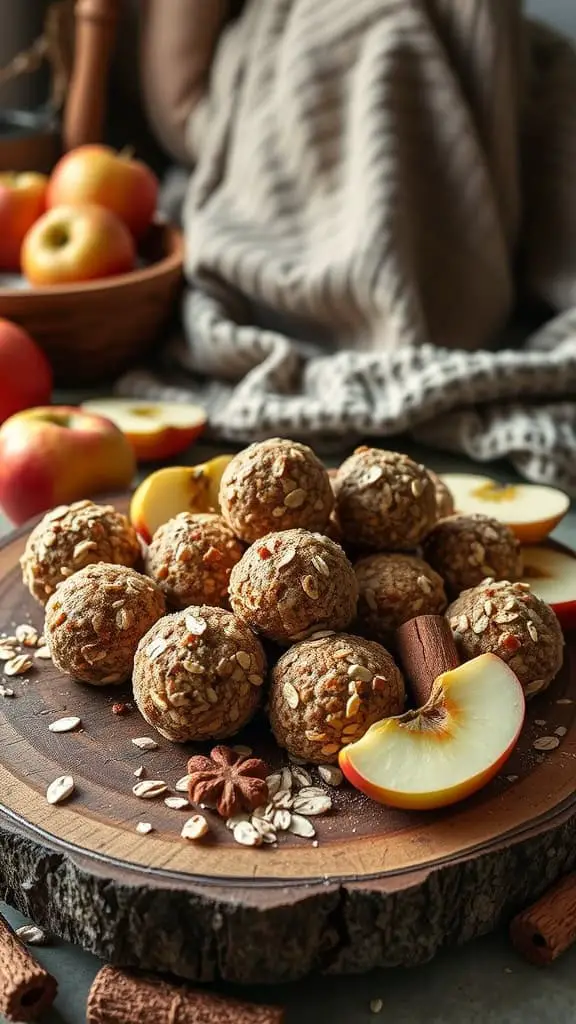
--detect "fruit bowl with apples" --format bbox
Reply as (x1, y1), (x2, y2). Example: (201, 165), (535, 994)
(0, 146), (183, 385)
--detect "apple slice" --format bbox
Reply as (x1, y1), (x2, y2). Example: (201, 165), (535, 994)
(339, 654), (525, 810)
(520, 545), (576, 629)
(81, 398), (207, 462)
(130, 456), (232, 543)
(440, 473), (569, 544)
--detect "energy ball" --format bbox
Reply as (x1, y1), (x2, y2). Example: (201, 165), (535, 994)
(132, 606), (266, 742)
(229, 528), (358, 644)
(21, 500), (141, 605)
(427, 470), (455, 519)
(447, 578), (564, 697)
(145, 512), (244, 610)
(45, 563), (165, 685)
(423, 513), (522, 596)
(219, 438), (334, 543)
(269, 633), (405, 763)
(333, 448), (436, 550)
(355, 553), (447, 641)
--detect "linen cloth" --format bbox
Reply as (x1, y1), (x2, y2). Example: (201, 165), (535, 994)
(118, 0), (576, 493)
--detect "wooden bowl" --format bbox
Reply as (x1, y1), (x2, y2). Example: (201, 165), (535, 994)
(0, 219), (184, 386)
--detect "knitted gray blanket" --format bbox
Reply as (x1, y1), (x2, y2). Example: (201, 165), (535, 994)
(118, 0), (576, 494)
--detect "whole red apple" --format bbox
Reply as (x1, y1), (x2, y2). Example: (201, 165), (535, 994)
(0, 406), (136, 525)
(21, 204), (135, 286)
(0, 172), (47, 271)
(0, 319), (53, 424)
(47, 145), (158, 240)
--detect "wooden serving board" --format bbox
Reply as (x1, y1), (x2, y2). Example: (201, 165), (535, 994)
(1, 502), (576, 984)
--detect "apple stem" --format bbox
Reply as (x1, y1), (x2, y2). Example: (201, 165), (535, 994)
(395, 615), (460, 708)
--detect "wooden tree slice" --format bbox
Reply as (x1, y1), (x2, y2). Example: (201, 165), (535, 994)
(1, 503), (576, 983)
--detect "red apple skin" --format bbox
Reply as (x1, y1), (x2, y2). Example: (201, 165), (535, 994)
(0, 406), (136, 525)
(0, 319), (53, 424)
(128, 423), (206, 462)
(0, 172), (47, 271)
(339, 736), (520, 811)
(550, 602), (576, 630)
(21, 204), (135, 286)
(47, 145), (158, 240)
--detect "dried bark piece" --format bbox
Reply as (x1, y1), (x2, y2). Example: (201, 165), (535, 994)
(510, 873), (576, 965)
(0, 911), (57, 1021)
(86, 965), (283, 1023)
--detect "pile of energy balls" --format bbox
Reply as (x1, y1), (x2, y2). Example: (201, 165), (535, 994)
(20, 439), (564, 765)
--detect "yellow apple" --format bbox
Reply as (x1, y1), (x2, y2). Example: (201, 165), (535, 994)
(130, 456), (232, 543)
(339, 654), (525, 810)
(81, 398), (206, 462)
(440, 474), (569, 544)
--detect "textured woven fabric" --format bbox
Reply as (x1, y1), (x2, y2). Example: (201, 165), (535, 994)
(117, 0), (576, 493)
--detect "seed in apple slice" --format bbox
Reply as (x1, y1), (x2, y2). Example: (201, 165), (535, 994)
(81, 398), (207, 462)
(440, 474), (569, 544)
(129, 457), (233, 543)
(339, 654), (525, 810)
(520, 545), (576, 629)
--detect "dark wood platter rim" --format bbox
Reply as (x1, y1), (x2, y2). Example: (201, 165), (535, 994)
(0, 500), (575, 897)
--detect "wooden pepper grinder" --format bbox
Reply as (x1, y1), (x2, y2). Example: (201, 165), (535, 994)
(62, 0), (121, 151)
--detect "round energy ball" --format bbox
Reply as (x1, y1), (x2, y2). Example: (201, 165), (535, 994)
(219, 438), (334, 543)
(423, 513), (522, 596)
(269, 633), (405, 763)
(21, 500), (141, 605)
(355, 553), (447, 641)
(333, 448), (436, 550)
(427, 470), (455, 519)
(145, 512), (244, 610)
(45, 563), (165, 685)
(229, 528), (358, 644)
(132, 606), (267, 742)
(447, 578), (564, 697)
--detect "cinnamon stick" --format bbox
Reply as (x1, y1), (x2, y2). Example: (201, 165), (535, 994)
(510, 873), (576, 966)
(86, 965), (284, 1024)
(396, 615), (460, 706)
(0, 911), (57, 1021)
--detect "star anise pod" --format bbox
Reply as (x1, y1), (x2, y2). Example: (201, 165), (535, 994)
(187, 746), (269, 818)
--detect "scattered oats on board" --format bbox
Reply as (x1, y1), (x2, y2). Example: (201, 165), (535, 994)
(233, 820), (262, 847)
(132, 780), (168, 799)
(0, 685), (14, 698)
(136, 822), (154, 835)
(164, 796), (189, 810)
(181, 815), (209, 841)
(370, 998), (383, 1014)
(131, 737), (159, 751)
(16, 924), (47, 946)
(175, 775), (192, 792)
(49, 716), (81, 733)
(15, 624), (39, 647)
(533, 736), (560, 751)
(4, 654), (33, 676)
(555, 726), (568, 737)
(35, 646), (52, 660)
(46, 775), (75, 805)
(318, 765), (343, 786)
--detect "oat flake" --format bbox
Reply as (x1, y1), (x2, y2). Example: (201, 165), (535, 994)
(533, 736), (560, 751)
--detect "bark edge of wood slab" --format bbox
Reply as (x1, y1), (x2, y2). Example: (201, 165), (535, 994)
(1, 503), (576, 984)
(396, 614), (460, 706)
